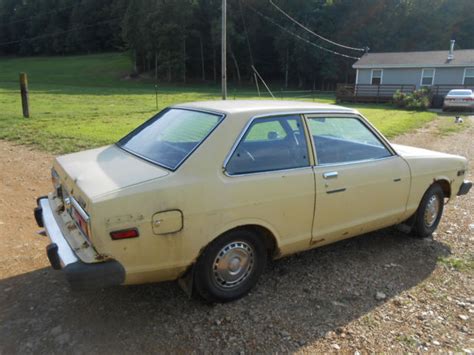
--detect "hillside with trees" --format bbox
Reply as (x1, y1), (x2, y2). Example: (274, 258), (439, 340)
(0, 0), (473, 88)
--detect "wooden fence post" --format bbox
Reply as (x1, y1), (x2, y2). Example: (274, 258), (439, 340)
(19, 72), (30, 118)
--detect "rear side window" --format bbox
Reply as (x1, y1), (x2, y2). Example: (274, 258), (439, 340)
(226, 115), (309, 175)
(308, 117), (392, 165)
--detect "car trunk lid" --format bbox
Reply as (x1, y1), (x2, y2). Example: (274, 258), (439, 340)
(54, 145), (170, 199)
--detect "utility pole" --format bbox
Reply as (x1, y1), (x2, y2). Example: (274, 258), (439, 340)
(221, 0), (227, 100)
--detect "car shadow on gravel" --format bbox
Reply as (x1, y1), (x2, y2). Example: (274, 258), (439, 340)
(0, 229), (451, 353)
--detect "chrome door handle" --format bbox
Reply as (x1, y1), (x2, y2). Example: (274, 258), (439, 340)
(323, 171), (338, 179)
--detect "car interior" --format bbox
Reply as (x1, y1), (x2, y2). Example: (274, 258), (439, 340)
(313, 135), (391, 164)
(225, 116), (392, 174)
(225, 117), (309, 175)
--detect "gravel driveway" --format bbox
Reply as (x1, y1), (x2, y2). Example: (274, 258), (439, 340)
(0, 117), (472, 353)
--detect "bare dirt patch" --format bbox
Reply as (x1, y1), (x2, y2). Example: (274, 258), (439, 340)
(0, 118), (472, 353)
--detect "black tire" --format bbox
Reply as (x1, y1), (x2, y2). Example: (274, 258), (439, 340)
(194, 229), (267, 303)
(412, 184), (445, 238)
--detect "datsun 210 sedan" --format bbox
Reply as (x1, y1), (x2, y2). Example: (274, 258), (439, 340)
(34, 101), (472, 302)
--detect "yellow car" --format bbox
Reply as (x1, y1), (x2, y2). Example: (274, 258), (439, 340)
(34, 100), (472, 302)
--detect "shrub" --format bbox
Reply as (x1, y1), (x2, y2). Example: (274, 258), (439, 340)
(393, 90), (407, 107)
(393, 87), (432, 111)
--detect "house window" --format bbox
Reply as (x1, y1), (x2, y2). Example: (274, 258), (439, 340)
(421, 68), (435, 86)
(464, 68), (474, 85)
(371, 69), (383, 85)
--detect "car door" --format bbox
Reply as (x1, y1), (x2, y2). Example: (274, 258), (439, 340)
(223, 114), (315, 253)
(305, 114), (411, 245)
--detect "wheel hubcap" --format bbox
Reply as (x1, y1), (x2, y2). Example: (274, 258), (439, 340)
(212, 241), (254, 289)
(424, 195), (441, 228)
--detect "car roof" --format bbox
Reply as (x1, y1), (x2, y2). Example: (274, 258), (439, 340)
(172, 100), (358, 116)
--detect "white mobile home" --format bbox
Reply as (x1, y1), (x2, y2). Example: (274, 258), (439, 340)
(338, 41), (474, 104)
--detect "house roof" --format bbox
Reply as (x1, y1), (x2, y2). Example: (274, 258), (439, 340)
(353, 49), (474, 69)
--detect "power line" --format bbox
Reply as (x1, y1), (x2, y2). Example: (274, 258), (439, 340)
(246, 4), (361, 60)
(269, 0), (366, 52)
(0, 18), (120, 47)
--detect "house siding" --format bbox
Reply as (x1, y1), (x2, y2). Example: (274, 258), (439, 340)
(356, 69), (372, 84)
(356, 67), (467, 88)
(384, 68), (421, 86)
(433, 67), (465, 85)
(357, 68), (421, 86)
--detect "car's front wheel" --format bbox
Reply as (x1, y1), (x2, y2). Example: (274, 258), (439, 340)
(194, 229), (267, 303)
(412, 183), (445, 238)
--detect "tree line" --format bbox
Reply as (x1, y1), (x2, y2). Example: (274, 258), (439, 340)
(1, 0), (473, 88)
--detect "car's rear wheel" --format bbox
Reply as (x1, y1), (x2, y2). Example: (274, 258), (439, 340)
(194, 229), (267, 303)
(412, 183), (445, 238)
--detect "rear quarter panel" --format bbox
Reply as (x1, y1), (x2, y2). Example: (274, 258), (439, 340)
(87, 111), (307, 285)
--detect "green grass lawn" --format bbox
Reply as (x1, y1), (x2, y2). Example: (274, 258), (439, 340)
(0, 53), (438, 154)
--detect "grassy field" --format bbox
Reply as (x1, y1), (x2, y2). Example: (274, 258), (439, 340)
(0, 53), (440, 154)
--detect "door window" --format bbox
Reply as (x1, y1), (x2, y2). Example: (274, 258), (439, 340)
(226, 115), (309, 175)
(307, 117), (392, 165)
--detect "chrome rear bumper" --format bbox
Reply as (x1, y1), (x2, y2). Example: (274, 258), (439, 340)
(35, 196), (125, 290)
(39, 197), (79, 268)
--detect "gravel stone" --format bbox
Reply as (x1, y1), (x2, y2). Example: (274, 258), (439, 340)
(50, 326), (62, 336)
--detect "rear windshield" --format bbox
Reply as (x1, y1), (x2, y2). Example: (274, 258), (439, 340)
(118, 108), (223, 170)
(448, 90), (472, 96)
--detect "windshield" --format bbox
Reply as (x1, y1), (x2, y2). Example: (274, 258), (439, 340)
(118, 108), (224, 170)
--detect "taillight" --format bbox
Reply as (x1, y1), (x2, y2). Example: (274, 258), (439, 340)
(72, 206), (90, 238)
(462, 98), (474, 101)
(110, 228), (139, 240)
